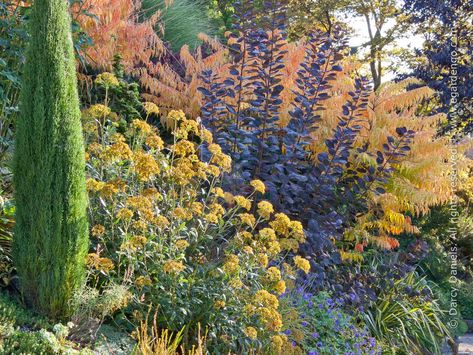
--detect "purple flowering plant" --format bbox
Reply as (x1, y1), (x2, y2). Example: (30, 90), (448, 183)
(279, 288), (382, 354)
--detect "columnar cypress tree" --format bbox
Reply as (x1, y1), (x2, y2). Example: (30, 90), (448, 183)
(13, 0), (89, 318)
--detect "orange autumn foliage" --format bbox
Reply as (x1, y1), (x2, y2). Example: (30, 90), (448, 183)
(139, 33), (228, 119)
(72, 0), (166, 72)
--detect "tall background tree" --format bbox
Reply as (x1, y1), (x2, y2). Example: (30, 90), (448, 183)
(403, 0), (473, 137)
(13, 0), (89, 318)
(287, 0), (409, 90)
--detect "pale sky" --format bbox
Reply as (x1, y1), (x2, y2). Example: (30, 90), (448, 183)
(341, 9), (424, 81)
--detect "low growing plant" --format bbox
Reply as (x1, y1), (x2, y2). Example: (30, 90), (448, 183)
(363, 272), (451, 354)
(279, 289), (381, 354)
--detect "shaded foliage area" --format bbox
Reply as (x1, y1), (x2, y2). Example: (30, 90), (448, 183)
(0, 3), (28, 157)
(403, 0), (473, 136)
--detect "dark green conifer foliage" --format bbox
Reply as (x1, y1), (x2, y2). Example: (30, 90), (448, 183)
(13, 0), (89, 319)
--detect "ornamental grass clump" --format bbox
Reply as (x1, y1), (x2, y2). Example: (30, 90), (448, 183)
(82, 74), (311, 353)
(13, 0), (88, 318)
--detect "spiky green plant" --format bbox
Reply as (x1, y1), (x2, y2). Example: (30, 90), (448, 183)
(13, 0), (88, 319)
(142, 0), (219, 51)
(364, 272), (452, 354)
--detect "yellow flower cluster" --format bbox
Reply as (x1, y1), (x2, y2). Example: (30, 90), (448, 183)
(270, 213), (292, 235)
(270, 213), (306, 252)
(145, 133), (164, 151)
(133, 152), (160, 181)
(168, 109), (186, 122)
(234, 195), (251, 211)
(172, 140), (196, 157)
(265, 267), (281, 282)
(173, 118), (199, 140)
(257, 201), (274, 220)
(250, 179), (266, 194)
(86, 104), (112, 120)
(255, 289), (279, 309)
(163, 260), (185, 274)
(126, 196), (153, 212)
(244, 326), (258, 340)
(95, 72), (120, 87)
(172, 207), (193, 221)
(204, 202), (225, 224)
(135, 276), (152, 288)
(208, 143), (232, 172)
(86, 253), (114, 273)
(293, 256), (311, 274)
(223, 254), (239, 273)
(251, 290), (283, 332)
(273, 280), (286, 295)
(121, 235), (148, 252)
(239, 213), (256, 227)
(175, 239), (189, 250)
(257, 253), (269, 268)
(91, 224), (105, 237)
(211, 187), (225, 198)
(101, 141), (133, 163)
(132, 119), (153, 134)
(143, 102), (160, 116)
(271, 335), (287, 353)
(99, 179), (126, 199)
(190, 202), (203, 215)
(117, 208), (134, 220)
(155, 215), (170, 229)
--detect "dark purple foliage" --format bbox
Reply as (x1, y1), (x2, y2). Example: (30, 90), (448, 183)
(198, 0), (416, 305)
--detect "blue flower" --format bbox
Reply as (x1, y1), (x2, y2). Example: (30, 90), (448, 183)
(284, 329), (292, 335)
(308, 351), (318, 355)
(369, 338), (376, 348)
(301, 321), (308, 327)
(312, 332), (319, 339)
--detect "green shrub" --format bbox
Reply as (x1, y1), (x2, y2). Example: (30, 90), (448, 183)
(0, 292), (50, 330)
(0, 292), (52, 354)
(458, 281), (473, 320)
(0, 196), (14, 287)
(430, 282), (468, 337)
(13, 0), (89, 318)
(0, 331), (56, 355)
(0, 3), (28, 153)
(0, 292), (98, 354)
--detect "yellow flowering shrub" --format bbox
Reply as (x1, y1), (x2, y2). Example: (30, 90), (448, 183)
(82, 97), (308, 353)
